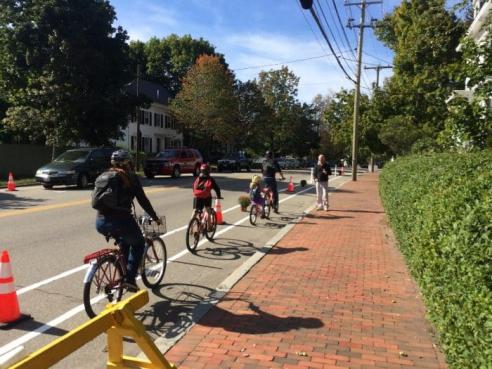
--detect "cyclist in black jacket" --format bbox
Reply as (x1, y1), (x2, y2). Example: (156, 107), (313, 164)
(95, 150), (160, 291)
(261, 151), (285, 213)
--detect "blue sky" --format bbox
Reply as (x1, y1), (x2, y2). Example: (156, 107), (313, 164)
(109, 1), (409, 102)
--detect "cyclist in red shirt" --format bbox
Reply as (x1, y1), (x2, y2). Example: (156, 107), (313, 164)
(193, 164), (222, 218)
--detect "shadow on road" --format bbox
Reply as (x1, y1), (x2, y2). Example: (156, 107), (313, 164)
(0, 192), (46, 210)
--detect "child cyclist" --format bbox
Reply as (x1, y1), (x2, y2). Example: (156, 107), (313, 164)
(193, 164), (222, 227)
(249, 175), (263, 206)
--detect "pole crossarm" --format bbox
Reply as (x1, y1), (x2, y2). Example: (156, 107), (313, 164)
(8, 291), (177, 369)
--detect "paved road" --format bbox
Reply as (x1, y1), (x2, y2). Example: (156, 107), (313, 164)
(0, 171), (351, 368)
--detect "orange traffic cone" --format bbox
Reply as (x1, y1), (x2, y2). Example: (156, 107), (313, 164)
(0, 251), (30, 328)
(287, 176), (294, 193)
(215, 199), (224, 225)
(7, 172), (16, 191)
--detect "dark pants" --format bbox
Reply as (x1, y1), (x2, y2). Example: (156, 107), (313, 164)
(193, 197), (212, 210)
(262, 177), (278, 210)
(95, 215), (145, 282)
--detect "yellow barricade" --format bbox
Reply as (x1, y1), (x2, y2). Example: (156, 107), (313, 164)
(9, 290), (176, 369)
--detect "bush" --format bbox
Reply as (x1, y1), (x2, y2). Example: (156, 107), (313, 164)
(379, 152), (492, 369)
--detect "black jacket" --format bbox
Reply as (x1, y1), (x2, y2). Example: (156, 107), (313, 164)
(313, 163), (331, 182)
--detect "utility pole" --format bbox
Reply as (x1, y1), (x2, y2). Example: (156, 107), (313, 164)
(135, 64), (141, 172)
(364, 64), (392, 89)
(346, 0), (381, 181)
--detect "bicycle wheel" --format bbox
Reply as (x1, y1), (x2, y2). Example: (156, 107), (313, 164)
(141, 237), (167, 288)
(249, 205), (258, 225)
(83, 254), (123, 318)
(186, 216), (201, 253)
(205, 209), (217, 241)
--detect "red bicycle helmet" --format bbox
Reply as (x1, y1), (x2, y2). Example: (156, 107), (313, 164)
(200, 163), (210, 175)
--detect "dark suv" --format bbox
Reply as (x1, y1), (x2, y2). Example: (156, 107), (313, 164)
(35, 147), (115, 189)
(217, 153), (252, 172)
(144, 148), (203, 178)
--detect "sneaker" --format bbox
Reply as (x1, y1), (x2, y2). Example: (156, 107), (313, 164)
(323, 206), (329, 211)
(316, 206), (323, 210)
(123, 280), (139, 292)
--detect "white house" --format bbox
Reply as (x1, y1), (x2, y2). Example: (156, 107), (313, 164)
(450, 0), (491, 101)
(117, 79), (183, 153)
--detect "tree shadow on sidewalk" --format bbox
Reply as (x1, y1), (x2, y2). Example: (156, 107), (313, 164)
(328, 209), (384, 214)
(266, 246), (309, 255)
(200, 301), (323, 334)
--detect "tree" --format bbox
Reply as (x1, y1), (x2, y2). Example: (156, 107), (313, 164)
(0, 0), (134, 148)
(129, 34), (227, 97)
(256, 66), (300, 153)
(374, 0), (465, 152)
(170, 55), (239, 158)
(235, 80), (273, 155)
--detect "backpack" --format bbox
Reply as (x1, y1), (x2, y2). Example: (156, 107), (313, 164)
(91, 171), (121, 211)
(193, 176), (213, 199)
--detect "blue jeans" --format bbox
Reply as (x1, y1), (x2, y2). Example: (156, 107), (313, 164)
(95, 215), (145, 282)
(262, 177), (278, 210)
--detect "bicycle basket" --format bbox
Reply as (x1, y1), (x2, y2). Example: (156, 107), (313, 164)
(141, 216), (167, 236)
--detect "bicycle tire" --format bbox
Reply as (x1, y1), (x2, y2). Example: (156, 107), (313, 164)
(141, 237), (167, 288)
(249, 205), (258, 225)
(264, 200), (271, 219)
(186, 216), (201, 253)
(205, 209), (217, 241)
(83, 254), (123, 318)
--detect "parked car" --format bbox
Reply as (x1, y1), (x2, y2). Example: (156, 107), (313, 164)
(35, 147), (115, 189)
(144, 148), (203, 178)
(217, 154), (252, 172)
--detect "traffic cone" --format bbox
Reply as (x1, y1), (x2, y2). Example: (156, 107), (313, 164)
(215, 199), (224, 225)
(0, 251), (30, 328)
(287, 176), (294, 193)
(7, 172), (16, 191)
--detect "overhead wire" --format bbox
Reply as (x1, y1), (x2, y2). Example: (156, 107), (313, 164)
(314, 0), (357, 76)
(308, 4), (356, 82)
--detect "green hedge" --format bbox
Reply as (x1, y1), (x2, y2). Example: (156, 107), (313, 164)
(379, 152), (492, 369)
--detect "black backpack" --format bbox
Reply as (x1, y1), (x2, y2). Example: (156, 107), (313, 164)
(91, 171), (121, 211)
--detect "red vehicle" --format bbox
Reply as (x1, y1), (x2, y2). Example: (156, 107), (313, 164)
(144, 148), (203, 178)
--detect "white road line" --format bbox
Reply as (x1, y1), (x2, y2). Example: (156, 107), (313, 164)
(15, 186), (293, 296)
(0, 184), (319, 357)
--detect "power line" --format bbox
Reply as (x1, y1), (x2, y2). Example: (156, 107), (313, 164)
(314, 0), (356, 76)
(308, 5), (356, 82)
(295, 0), (331, 56)
(233, 52), (345, 71)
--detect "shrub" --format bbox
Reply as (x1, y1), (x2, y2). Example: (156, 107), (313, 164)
(379, 152), (492, 369)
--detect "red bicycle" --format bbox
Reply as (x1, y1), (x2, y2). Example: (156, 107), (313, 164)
(82, 215), (167, 318)
(185, 202), (218, 253)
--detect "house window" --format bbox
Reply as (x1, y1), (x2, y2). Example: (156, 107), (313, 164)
(160, 114), (164, 128)
(143, 111), (152, 125)
(131, 136), (136, 151)
(165, 115), (171, 129)
(156, 138), (161, 152)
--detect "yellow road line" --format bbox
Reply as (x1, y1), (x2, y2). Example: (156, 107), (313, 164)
(0, 187), (173, 219)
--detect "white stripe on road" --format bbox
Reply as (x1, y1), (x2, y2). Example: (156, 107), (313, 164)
(0, 184), (318, 357)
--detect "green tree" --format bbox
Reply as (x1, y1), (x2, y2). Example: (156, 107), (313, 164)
(170, 55), (239, 158)
(235, 80), (273, 154)
(129, 34), (226, 97)
(0, 0), (134, 148)
(374, 0), (465, 152)
(256, 66), (300, 153)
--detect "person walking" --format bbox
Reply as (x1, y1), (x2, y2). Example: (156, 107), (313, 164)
(313, 154), (331, 211)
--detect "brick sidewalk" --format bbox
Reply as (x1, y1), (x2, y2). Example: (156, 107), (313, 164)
(165, 173), (448, 369)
